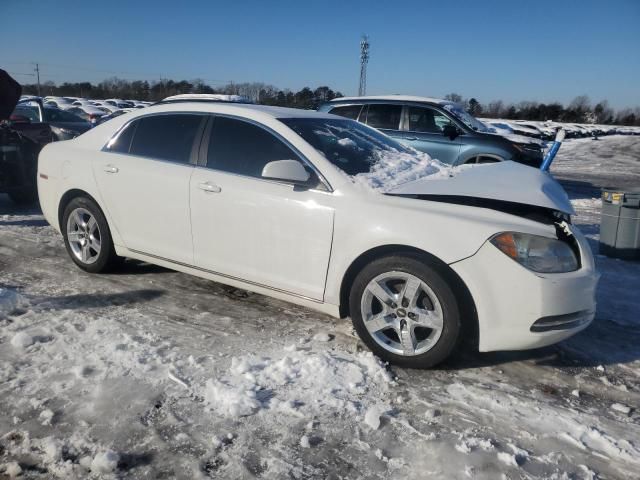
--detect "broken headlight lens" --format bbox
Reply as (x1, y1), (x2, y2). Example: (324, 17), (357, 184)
(490, 232), (578, 273)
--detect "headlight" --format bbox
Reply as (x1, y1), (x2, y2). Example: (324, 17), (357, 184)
(490, 232), (578, 273)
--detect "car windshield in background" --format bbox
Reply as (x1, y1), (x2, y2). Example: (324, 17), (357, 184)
(280, 118), (411, 175)
(43, 108), (85, 123)
(443, 104), (490, 132)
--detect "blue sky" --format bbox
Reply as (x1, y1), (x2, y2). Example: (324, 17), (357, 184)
(2, 0), (639, 109)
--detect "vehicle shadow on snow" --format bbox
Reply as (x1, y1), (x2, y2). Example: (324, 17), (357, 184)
(557, 178), (602, 201)
(31, 289), (165, 311)
(111, 259), (172, 275)
(436, 320), (640, 372)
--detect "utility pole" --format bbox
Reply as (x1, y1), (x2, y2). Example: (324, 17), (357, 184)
(358, 35), (369, 96)
(34, 63), (41, 97)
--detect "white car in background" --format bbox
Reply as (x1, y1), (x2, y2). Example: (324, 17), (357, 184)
(104, 98), (133, 108)
(37, 102), (599, 368)
(43, 97), (76, 110)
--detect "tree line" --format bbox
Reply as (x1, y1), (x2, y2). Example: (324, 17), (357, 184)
(21, 77), (343, 111)
(445, 93), (639, 126)
(19, 77), (640, 126)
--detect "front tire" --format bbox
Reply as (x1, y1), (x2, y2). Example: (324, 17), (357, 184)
(349, 254), (461, 368)
(62, 196), (121, 273)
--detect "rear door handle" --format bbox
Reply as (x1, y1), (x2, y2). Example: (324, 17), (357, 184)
(404, 136), (418, 141)
(103, 165), (119, 173)
(198, 181), (221, 193)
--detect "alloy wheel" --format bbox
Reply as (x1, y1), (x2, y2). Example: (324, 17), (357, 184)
(360, 271), (444, 356)
(66, 207), (101, 265)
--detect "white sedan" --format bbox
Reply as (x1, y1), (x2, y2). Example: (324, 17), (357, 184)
(37, 102), (599, 368)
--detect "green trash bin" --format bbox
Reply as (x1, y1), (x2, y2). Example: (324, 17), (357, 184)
(600, 188), (640, 260)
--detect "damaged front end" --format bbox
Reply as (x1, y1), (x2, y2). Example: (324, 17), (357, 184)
(387, 160), (574, 220)
(388, 160), (582, 268)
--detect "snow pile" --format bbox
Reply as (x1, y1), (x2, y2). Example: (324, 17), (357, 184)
(3, 462), (22, 477)
(204, 379), (260, 417)
(364, 404), (386, 430)
(10, 331), (33, 349)
(203, 347), (392, 420)
(90, 450), (119, 474)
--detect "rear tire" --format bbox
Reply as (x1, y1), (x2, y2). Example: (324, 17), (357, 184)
(62, 196), (121, 273)
(349, 254), (461, 368)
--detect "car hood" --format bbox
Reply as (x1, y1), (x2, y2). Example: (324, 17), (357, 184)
(485, 130), (546, 147)
(388, 161), (574, 215)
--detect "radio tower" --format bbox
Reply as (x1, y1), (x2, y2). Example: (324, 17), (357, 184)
(358, 35), (370, 96)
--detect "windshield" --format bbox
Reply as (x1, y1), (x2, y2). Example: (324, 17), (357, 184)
(280, 118), (448, 190)
(43, 108), (85, 123)
(442, 104), (489, 132)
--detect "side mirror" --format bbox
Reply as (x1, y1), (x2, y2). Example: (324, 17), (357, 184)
(442, 124), (459, 140)
(262, 159), (311, 185)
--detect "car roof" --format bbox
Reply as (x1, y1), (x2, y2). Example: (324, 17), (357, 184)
(134, 102), (337, 121)
(328, 95), (451, 105)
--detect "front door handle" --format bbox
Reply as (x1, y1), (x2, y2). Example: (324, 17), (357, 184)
(404, 136), (418, 141)
(103, 165), (119, 173)
(198, 182), (221, 193)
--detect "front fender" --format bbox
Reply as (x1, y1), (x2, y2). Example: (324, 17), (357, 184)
(323, 192), (557, 306)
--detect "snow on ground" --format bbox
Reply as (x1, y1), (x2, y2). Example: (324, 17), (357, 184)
(0, 136), (639, 479)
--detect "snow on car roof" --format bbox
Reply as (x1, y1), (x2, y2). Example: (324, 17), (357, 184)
(328, 95), (450, 105)
(162, 93), (252, 103)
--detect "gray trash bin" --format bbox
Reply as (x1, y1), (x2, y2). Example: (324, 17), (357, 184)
(599, 188), (640, 260)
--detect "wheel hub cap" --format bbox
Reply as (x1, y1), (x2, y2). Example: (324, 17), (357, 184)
(66, 207), (101, 265)
(360, 271), (444, 357)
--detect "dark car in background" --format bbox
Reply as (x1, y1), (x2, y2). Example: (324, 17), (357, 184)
(319, 95), (546, 167)
(13, 99), (92, 140)
(1, 73), (46, 205)
(1, 98), (90, 205)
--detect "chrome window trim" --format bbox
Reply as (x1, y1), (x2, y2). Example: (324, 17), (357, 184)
(101, 111), (333, 192)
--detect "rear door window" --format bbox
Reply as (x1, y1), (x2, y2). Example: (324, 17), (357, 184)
(364, 104), (402, 130)
(128, 114), (204, 164)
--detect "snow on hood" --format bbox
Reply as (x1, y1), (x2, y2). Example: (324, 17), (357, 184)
(351, 149), (453, 191)
(388, 161), (575, 215)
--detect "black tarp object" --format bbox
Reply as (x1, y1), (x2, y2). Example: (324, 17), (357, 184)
(0, 69), (22, 120)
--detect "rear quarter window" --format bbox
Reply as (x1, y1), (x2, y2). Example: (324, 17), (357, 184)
(126, 114), (204, 164)
(328, 105), (363, 120)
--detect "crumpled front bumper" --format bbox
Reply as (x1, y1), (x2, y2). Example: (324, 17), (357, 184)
(450, 225), (599, 352)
